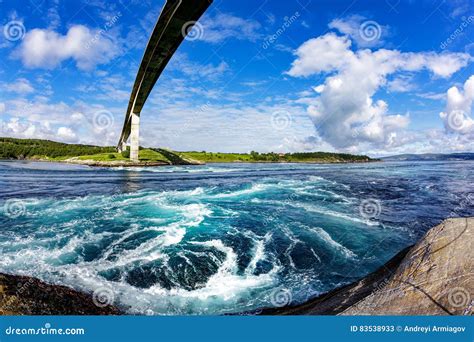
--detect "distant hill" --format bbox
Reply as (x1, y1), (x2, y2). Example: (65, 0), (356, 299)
(382, 153), (474, 161)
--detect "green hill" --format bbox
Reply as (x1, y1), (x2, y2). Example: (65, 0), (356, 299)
(0, 138), (376, 165)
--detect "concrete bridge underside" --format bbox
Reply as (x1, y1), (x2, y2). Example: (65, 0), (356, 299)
(117, 0), (212, 161)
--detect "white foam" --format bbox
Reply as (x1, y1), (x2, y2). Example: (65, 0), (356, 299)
(292, 202), (379, 226)
(142, 239), (279, 304)
(210, 183), (270, 199)
(245, 233), (270, 275)
(308, 226), (357, 259)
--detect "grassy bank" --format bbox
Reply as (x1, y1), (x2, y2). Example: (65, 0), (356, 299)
(179, 151), (374, 163)
(0, 138), (193, 165)
(0, 138), (376, 165)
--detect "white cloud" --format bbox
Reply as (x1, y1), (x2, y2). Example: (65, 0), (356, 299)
(57, 126), (77, 142)
(387, 75), (415, 93)
(1, 98), (121, 145)
(287, 33), (470, 150)
(0, 102), (5, 113)
(440, 75), (474, 135)
(200, 13), (261, 43)
(4, 117), (39, 138)
(47, 0), (61, 29)
(169, 53), (229, 81)
(286, 33), (353, 77)
(15, 25), (120, 71)
(139, 101), (314, 153)
(2, 78), (34, 94)
(416, 92), (446, 101)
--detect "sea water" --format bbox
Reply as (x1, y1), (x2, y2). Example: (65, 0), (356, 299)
(0, 160), (472, 314)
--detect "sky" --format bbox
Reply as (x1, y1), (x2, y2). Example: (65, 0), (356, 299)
(0, 0), (473, 157)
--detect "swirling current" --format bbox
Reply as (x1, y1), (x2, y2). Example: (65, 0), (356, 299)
(0, 160), (473, 314)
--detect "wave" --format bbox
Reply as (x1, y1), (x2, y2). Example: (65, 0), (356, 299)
(307, 226), (357, 259)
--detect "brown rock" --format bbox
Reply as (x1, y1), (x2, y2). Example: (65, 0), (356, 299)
(0, 273), (122, 315)
(342, 217), (473, 315)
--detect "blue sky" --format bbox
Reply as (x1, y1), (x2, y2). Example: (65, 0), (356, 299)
(0, 0), (473, 156)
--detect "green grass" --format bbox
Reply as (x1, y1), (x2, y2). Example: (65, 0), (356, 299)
(179, 151), (374, 163)
(178, 152), (253, 163)
(75, 149), (169, 163)
(0, 137), (376, 165)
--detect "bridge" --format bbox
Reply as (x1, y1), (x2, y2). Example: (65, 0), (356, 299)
(117, 0), (213, 161)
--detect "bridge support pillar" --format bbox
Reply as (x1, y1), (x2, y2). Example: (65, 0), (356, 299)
(130, 112), (140, 162)
(117, 140), (126, 153)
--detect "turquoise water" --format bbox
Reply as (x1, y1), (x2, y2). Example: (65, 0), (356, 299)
(0, 161), (473, 314)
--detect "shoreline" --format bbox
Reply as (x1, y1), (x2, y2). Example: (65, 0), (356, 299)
(1, 217), (471, 316)
(1, 158), (378, 168)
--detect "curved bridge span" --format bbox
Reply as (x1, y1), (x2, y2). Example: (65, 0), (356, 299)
(117, 0), (213, 161)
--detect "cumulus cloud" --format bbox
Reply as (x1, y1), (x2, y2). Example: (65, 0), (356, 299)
(14, 25), (120, 71)
(440, 75), (474, 135)
(287, 33), (470, 150)
(1, 98), (121, 145)
(57, 126), (77, 142)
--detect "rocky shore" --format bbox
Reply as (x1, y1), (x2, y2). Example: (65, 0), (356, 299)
(63, 158), (172, 167)
(0, 218), (472, 315)
(0, 273), (121, 315)
(262, 217), (473, 315)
